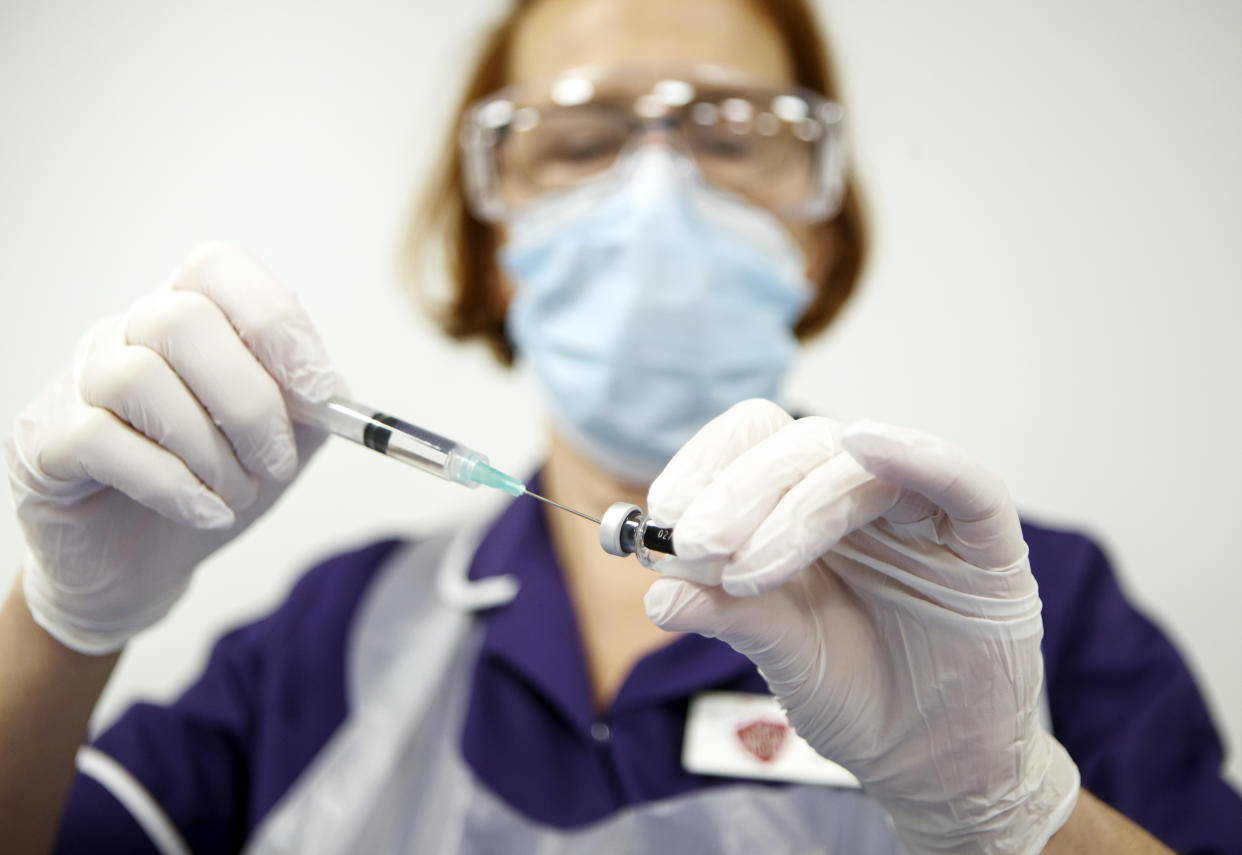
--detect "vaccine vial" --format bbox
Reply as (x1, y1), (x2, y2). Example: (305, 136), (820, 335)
(599, 502), (676, 568)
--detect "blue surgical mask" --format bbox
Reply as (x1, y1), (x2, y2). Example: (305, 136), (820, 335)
(501, 148), (813, 483)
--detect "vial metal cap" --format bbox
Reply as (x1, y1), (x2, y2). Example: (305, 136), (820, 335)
(600, 502), (644, 557)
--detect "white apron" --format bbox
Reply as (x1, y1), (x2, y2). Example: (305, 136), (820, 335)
(238, 518), (907, 855)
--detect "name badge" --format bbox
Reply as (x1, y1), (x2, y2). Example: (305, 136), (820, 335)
(683, 692), (860, 789)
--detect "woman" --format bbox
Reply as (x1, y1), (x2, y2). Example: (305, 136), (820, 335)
(2, 0), (1238, 852)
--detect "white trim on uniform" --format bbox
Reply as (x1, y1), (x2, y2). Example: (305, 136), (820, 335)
(75, 745), (191, 855)
(435, 508), (519, 611)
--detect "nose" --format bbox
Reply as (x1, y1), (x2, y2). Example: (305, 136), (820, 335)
(626, 131), (703, 187)
(621, 142), (700, 189)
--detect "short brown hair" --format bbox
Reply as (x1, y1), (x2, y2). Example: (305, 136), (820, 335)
(406, 0), (867, 365)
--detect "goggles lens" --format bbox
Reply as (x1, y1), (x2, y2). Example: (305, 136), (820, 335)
(461, 66), (845, 222)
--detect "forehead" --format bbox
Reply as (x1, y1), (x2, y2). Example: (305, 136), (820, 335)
(509, 0), (795, 87)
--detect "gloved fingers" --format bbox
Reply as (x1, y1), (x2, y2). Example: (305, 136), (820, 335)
(73, 315), (261, 508)
(646, 575), (832, 697)
(841, 420), (1026, 567)
(123, 289), (299, 483)
(648, 398), (792, 526)
(645, 576), (726, 636)
(721, 452), (903, 596)
(170, 242), (338, 404)
(669, 416), (840, 575)
(35, 394), (235, 530)
(644, 575), (787, 652)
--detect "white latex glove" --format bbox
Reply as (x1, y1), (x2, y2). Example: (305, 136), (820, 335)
(4, 242), (341, 655)
(644, 399), (1080, 855)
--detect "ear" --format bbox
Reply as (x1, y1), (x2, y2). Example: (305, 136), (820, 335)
(483, 225), (514, 317)
(491, 268), (515, 317)
(805, 220), (840, 286)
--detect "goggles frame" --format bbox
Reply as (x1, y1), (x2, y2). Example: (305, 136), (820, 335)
(460, 64), (847, 223)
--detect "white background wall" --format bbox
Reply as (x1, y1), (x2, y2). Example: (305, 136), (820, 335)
(2, 0), (1239, 794)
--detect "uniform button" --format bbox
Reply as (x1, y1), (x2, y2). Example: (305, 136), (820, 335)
(590, 721), (612, 743)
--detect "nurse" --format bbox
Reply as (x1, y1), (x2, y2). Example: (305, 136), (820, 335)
(2, 0), (1240, 852)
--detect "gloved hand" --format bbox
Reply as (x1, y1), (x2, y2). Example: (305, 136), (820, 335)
(4, 242), (341, 655)
(644, 399), (1080, 855)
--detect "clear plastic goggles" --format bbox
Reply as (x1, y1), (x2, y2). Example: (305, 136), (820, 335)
(460, 65), (846, 223)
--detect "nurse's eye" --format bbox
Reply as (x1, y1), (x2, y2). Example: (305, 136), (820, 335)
(548, 133), (624, 164)
(695, 135), (753, 160)
(687, 118), (763, 163)
(516, 112), (629, 187)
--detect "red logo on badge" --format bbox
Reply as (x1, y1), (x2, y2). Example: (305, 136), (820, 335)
(735, 718), (789, 763)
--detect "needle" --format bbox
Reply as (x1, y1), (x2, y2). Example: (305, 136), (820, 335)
(524, 489), (602, 525)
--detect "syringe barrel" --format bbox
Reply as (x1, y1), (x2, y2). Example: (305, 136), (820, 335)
(288, 396), (483, 487)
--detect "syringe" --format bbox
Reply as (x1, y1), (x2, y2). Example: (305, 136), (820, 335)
(288, 395), (604, 526)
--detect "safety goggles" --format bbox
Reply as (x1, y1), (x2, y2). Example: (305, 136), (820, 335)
(460, 65), (846, 223)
